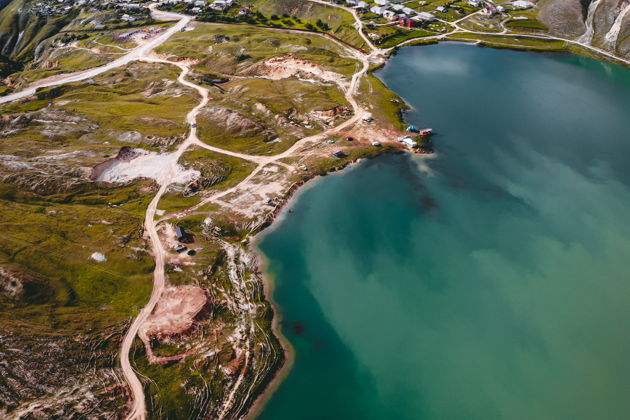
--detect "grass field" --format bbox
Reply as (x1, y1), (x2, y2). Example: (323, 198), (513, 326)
(157, 23), (356, 156)
(0, 181), (155, 326)
(157, 22), (360, 77)
(247, 0), (367, 50)
(446, 32), (567, 50)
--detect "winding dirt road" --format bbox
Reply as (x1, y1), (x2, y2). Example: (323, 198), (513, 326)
(0, 4), (372, 418)
(118, 56), (210, 420)
(118, 7), (373, 419)
(0, 8), (190, 106)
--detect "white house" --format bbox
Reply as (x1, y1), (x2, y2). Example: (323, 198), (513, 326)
(511, 0), (534, 8)
(414, 12), (436, 22)
(370, 5), (387, 14)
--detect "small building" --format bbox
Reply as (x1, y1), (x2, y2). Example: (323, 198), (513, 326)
(480, 5), (498, 15)
(355, 1), (369, 11)
(402, 137), (418, 148)
(370, 5), (387, 15)
(414, 12), (436, 22)
(332, 150), (346, 158)
(383, 10), (397, 20)
(511, 0), (534, 9)
(398, 135), (418, 148)
(398, 17), (416, 28)
(176, 226), (186, 240)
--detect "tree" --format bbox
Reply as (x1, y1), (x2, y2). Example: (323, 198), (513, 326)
(316, 19), (329, 31)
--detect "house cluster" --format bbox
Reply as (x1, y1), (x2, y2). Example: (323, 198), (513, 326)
(330, 0), (433, 27)
(19, 0), (116, 17)
(20, 0), (151, 22)
(330, 0), (501, 28)
(159, 0), (235, 14)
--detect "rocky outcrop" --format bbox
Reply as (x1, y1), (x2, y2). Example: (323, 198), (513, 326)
(241, 54), (346, 86)
(0, 325), (126, 420)
(199, 107), (275, 139)
(0, 166), (88, 195)
(539, 0), (630, 58)
(1, 107), (97, 142)
(90, 146), (139, 181)
(184, 159), (232, 193)
(539, 0), (588, 37)
(310, 105), (352, 123)
(0, 264), (51, 303)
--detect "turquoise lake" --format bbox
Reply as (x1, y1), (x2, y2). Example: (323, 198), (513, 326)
(257, 44), (630, 420)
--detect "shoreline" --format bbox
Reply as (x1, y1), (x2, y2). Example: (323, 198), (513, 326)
(236, 36), (554, 415)
(242, 151), (397, 418)
(219, 39), (627, 418)
(243, 175), (326, 420)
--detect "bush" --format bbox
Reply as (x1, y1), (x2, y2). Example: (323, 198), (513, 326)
(316, 19), (330, 31)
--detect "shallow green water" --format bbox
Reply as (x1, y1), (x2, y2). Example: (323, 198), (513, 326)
(257, 44), (630, 420)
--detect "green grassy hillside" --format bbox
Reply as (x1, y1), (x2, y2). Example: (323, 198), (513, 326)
(0, 0), (79, 61)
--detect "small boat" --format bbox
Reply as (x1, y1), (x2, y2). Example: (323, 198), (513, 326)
(419, 128), (433, 136)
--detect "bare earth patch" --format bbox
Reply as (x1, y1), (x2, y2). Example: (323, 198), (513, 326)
(139, 285), (209, 364)
(242, 54), (348, 87)
(97, 148), (200, 185)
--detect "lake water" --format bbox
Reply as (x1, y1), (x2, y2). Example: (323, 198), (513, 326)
(257, 44), (630, 420)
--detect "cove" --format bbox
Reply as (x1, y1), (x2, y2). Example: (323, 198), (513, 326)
(257, 43), (630, 420)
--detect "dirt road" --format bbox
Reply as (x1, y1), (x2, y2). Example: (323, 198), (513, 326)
(118, 56), (210, 420)
(0, 8), (190, 105)
(0, 3), (374, 417)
